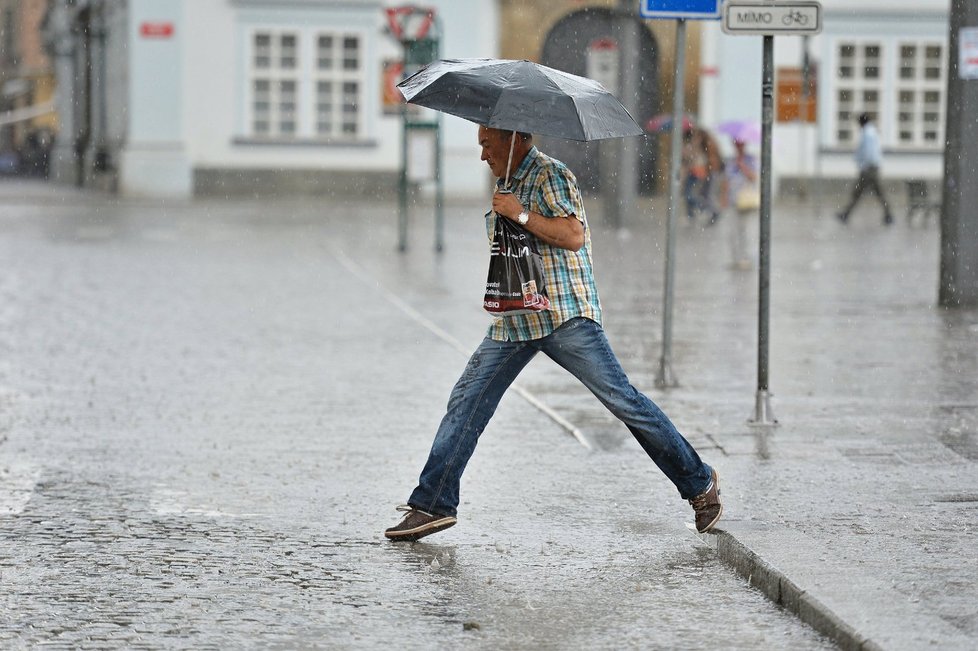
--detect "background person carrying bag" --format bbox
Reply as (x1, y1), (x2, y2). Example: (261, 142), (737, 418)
(723, 138), (760, 270)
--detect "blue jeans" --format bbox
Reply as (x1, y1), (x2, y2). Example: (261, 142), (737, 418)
(684, 174), (719, 220)
(408, 317), (713, 517)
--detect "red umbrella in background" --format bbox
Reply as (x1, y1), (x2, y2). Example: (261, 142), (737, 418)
(646, 113), (696, 133)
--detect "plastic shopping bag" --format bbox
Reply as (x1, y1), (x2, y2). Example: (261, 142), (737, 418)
(483, 215), (551, 316)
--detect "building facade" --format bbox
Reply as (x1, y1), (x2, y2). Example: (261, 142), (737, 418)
(700, 0), (950, 192)
(499, 0), (951, 194)
(42, 0), (953, 198)
(46, 0), (499, 198)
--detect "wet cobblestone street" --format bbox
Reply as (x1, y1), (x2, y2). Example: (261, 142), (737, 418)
(0, 181), (840, 649)
(2, 178), (975, 648)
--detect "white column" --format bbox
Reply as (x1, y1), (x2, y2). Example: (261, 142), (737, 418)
(118, 0), (191, 197)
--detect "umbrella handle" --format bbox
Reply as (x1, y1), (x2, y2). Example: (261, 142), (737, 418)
(495, 131), (517, 222)
(504, 130), (516, 187)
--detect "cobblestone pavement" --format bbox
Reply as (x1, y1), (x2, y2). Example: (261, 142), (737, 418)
(1, 177), (976, 648)
(0, 181), (834, 649)
(331, 183), (978, 649)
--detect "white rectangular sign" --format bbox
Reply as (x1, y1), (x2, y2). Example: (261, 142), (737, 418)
(960, 27), (978, 80)
(723, 1), (822, 35)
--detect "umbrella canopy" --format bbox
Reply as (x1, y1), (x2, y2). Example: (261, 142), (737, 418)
(397, 58), (643, 142)
(717, 119), (761, 144)
(646, 113), (696, 133)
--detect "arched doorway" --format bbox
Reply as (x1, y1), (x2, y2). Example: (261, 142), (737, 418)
(540, 8), (660, 194)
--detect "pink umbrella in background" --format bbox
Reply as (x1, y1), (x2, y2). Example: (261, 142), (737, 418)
(717, 119), (761, 143)
(646, 113), (696, 133)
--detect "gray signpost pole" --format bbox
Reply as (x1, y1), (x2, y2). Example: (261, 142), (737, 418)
(655, 17), (686, 388)
(641, 0), (723, 389)
(390, 7), (442, 253)
(723, 0), (821, 425)
(750, 33), (776, 425)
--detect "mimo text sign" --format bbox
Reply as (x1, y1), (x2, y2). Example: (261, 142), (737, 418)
(723, 1), (822, 35)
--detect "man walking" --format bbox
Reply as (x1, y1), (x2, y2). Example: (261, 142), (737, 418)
(384, 127), (722, 542)
(837, 112), (894, 225)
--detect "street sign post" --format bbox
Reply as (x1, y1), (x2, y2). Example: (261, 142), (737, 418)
(722, 0), (821, 426)
(386, 6), (445, 253)
(640, 0), (721, 388)
(722, 1), (821, 35)
(640, 0), (721, 20)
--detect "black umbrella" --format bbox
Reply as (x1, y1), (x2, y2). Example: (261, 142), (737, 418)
(397, 58), (642, 182)
(397, 58), (642, 141)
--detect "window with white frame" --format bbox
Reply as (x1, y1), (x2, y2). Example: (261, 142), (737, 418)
(247, 29), (364, 140)
(832, 37), (947, 151)
(314, 34), (363, 137)
(834, 41), (884, 145)
(895, 42), (945, 148)
(250, 31), (300, 137)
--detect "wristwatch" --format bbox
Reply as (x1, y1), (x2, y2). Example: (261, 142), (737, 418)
(517, 208), (530, 225)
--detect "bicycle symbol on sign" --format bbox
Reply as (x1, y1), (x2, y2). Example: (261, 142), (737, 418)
(781, 9), (808, 26)
(782, 10), (810, 26)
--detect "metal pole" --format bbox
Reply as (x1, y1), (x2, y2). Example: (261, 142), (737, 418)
(749, 34), (777, 426)
(47, 1), (80, 185)
(398, 108), (408, 252)
(434, 118), (444, 252)
(940, 0), (978, 307)
(616, 1), (639, 227)
(433, 18), (445, 253)
(655, 18), (686, 389)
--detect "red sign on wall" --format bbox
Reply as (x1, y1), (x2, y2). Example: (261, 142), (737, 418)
(140, 22), (174, 38)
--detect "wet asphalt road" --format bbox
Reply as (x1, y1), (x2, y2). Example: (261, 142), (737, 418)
(0, 180), (839, 649)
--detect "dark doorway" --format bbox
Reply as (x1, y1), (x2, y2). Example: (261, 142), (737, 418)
(540, 8), (660, 194)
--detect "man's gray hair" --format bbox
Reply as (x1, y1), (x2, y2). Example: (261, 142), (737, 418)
(483, 126), (532, 142)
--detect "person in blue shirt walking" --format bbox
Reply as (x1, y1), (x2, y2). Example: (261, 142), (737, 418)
(837, 113), (894, 225)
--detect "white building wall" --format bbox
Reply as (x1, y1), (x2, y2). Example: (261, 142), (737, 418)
(170, 0), (498, 198)
(183, 1), (389, 174)
(120, 0), (192, 197)
(700, 0), (949, 191)
(181, 0), (235, 172)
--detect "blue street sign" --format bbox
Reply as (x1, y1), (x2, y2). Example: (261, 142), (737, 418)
(640, 0), (722, 20)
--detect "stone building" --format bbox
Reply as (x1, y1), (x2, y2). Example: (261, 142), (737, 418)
(0, 0), (56, 175)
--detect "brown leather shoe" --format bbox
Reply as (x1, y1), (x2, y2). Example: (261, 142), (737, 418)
(689, 469), (723, 533)
(384, 505), (457, 541)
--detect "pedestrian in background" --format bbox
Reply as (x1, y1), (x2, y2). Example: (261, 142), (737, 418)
(384, 126), (723, 542)
(701, 128), (725, 226)
(682, 127), (722, 225)
(837, 112), (894, 225)
(721, 137), (759, 270)
(681, 128), (707, 222)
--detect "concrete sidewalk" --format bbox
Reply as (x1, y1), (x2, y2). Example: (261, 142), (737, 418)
(0, 178), (974, 648)
(344, 188), (977, 650)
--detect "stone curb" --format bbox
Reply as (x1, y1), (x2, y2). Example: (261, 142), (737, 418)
(695, 529), (884, 651)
